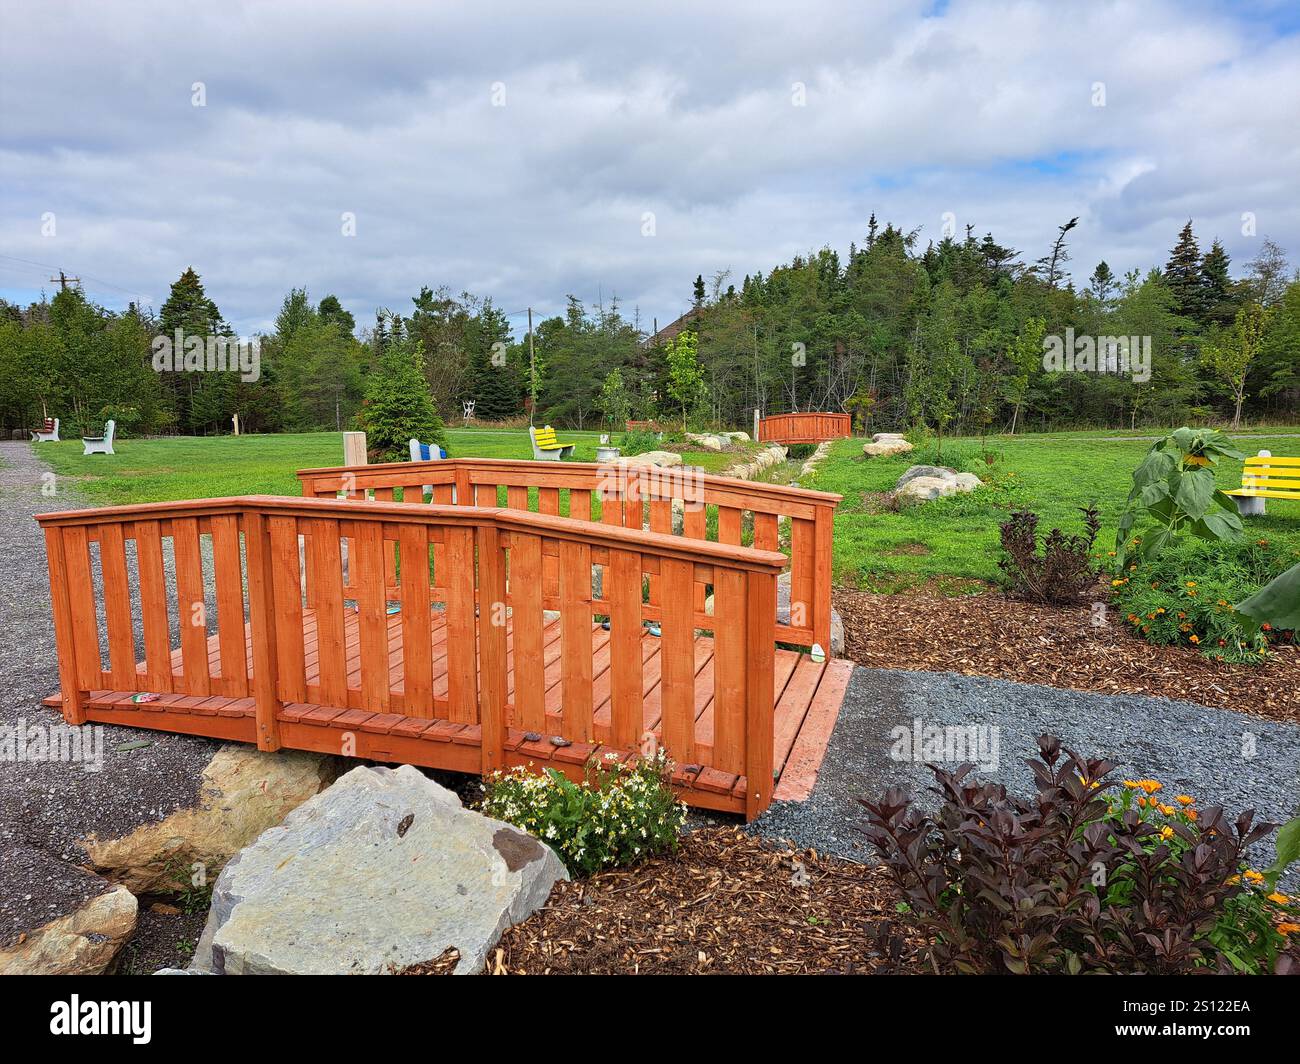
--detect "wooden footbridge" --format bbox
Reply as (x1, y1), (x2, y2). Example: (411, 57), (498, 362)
(37, 458), (848, 818)
(756, 412), (852, 447)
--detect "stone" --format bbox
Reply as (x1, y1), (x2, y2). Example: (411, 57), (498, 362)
(83, 744), (340, 895)
(862, 439), (913, 458)
(896, 464), (957, 488)
(725, 431), (751, 442)
(872, 432), (907, 442)
(0, 883), (136, 975)
(191, 765), (567, 975)
(893, 465), (982, 503)
(895, 475), (957, 502)
(685, 433), (724, 451)
(619, 450), (682, 468)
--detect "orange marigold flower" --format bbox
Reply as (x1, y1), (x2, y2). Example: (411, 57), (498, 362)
(1159, 826), (1174, 840)
(1189, 634), (1200, 644)
(1278, 923), (1300, 936)
(1139, 780), (1163, 794)
(1245, 870), (1265, 883)
(1268, 892), (1290, 906)
(1175, 795), (1194, 805)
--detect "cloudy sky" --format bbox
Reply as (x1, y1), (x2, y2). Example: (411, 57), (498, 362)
(1, 0), (1297, 337)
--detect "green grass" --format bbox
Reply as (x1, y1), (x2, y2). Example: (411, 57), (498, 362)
(800, 431), (1300, 594)
(37, 427), (755, 506)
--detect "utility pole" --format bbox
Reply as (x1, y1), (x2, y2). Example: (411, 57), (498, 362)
(49, 270), (80, 291)
(527, 307), (536, 427)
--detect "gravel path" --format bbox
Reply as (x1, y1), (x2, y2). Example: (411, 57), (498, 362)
(752, 666), (1300, 886)
(0, 441), (218, 948)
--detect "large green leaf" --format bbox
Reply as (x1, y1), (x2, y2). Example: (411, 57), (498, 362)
(1264, 814), (1300, 891)
(1235, 561), (1300, 631)
(1174, 467), (1216, 519)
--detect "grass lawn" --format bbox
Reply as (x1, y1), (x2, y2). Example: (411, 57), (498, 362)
(36, 427), (753, 506)
(800, 430), (1300, 593)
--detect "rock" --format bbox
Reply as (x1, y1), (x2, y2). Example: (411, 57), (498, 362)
(0, 883), (136, 975)
(619, 450), (682, 468)
(862, 439), (913, 458)
(872, 432), (907, 442)
(896, 464), (957, 488)
(725, 431), (751, 442)
(895, 475), (958, 502)
(685, 433), (724, 451)
(83, 744), (340, 894)
(191, 764), (567, 975)
(154, 967), (209, 975)
(893, 465), (983, 502)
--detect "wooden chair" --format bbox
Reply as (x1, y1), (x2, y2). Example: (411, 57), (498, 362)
(1225, 450), (1300, 516)
(82, 420), (116, 456)
(528, 424), (574, 461)
(31, 417), (60, 442)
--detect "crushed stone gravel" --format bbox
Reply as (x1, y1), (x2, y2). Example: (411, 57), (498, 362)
(0, 442), (219, 948)
(751, 666), (1300, 888)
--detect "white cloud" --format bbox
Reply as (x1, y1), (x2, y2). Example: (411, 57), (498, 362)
(1, 0), (1295, 334)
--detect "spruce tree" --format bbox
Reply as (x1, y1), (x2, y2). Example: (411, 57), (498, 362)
(1200, 239), (1237, 327)
(1164, 220), (1206, 323)
(356, 312), (447, 461)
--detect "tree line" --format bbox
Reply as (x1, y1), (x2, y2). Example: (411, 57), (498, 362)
(2, 217), (1297, 439)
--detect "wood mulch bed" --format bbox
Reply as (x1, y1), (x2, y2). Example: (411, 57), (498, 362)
(400, 828), (922, 975)
(835, 588), (1300, 726)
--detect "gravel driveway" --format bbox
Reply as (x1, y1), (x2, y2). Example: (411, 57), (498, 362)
(0, 441), (218, 948)
(753, 666), (1300, 886)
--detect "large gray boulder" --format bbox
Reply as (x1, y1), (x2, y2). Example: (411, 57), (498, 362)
(894, 465), (983, 502)
(191, 765), (566, 975)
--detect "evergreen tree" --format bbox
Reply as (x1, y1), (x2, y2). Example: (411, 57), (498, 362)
(1200, 239), (1237, 327)
(355, 311), (447, 462)
(1164, 220), (1207, 323)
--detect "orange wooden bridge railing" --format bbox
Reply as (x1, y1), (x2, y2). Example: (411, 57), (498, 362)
(757, 412), (851, 446)
(295, 457), (842, 654)
(37, 495), (787, 816)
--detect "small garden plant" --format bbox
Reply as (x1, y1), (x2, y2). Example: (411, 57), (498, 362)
(1110, 537), (1298, 662)
(998, 504), (1101, 604)
(480, 751), (687, 875)
(861, 735), (1299, 975)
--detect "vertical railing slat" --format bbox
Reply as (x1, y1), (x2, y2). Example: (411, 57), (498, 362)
(43, 526), (87, 723)
(790, 517), (815, 637)
(354, 522), (391, 711)
(607, 548), (643, 752)
(559, 539), (593, 741)
(712, 567), (746, 774)
(309, 518), (347, 706)
(658, 558), (695, 764)
(134, 521), (173, 693)
(172, 517), (210, 696)
(476, 525), (507, 773)
(97, 522), (136, 689)
(509, 532), (546, 734)
(444, 526), (477, 723)
(268, 516), (307, 703)
(398, 524), (433, 716)
(210, 514), (248, 696)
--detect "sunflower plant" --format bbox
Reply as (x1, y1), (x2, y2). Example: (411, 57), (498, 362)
(1115, 427), (1245, 565)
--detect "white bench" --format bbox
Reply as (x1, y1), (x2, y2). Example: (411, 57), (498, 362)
(82, 419), (116, 455)
(31, 417), (60, 442)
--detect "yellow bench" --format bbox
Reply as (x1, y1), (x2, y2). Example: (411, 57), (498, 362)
(1224, 451), (1300, 516)
(528, 424), (575, 461)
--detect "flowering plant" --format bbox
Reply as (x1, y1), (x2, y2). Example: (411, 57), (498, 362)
(481, 751), (687, 875)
